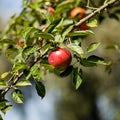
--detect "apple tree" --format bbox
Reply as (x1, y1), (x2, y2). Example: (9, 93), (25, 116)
(0, 0), (120, 118)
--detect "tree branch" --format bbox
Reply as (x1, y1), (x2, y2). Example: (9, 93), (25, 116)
(0, 46), (49, 98)
(75, 0), (119, 27)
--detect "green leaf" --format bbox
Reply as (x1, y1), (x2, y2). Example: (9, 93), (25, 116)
(87, 55), (107, 65)
(61, 25), (73, 42)
(55, 0), (74, 15)
(68, 30), (94, 37)
(80, 58), (96, 67)
(30, 64), (41, 79)
(6, 48), (18, 57)
(35, 32), (54, 40)
(40, 43), (52, 53)
(0, 101), (6, 110)
(0, 79), (7, 90)
(35, 81), (46, 98)
(60, 65), (73, 77)
(41, 64), (55, 71)
(109, 13), (119, 21)
(22, 46), (38, 59)
(1, 105), (13, 114)
(11, 89), (24, 104)
(87, 42), (101, 52)
(0, 114), (3, 120)
(0, 39), (16, 45)
(1, 72), (10, 79)
(73, 67), (83, 89)
(87, 19), (98, 27)
(16, 79), (32, 87)
(45, 19), (62, 33)
(20, 27), (40, 39)
(67, 43), (84, 58)
(12, 62), (27, 71)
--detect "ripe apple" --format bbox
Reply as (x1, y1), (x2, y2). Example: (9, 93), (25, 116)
(48, 48), (72, 70)
(80, 22), (89, 30)
(70, 7), (85, 19)
(48, 7), (55, 15)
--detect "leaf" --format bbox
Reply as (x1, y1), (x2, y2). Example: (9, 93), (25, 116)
(87, 55), (107, 65)
(68, 30), (94, 37)
(61, 25), (73, 41)
(109, 13), (119, 21)
(87, 42), (101, 52)
(73, 67), (83, 89)
(60, 65), (73, 77)
(0, 101), (6, 110)
(1, 105), (13, 114)
(80, 58), (96, 67)
(22, 45), (38, 59)
(35, 81), (46, 98)
(45, 19), (62, 33)
(0, 39), (16, 45)
(41, 64), (55, 71)
(30, 64), (41, 79)
(0, 79), (7, 90)
(12, 62), (27, 71)
(55, 1), (73, 15)
(35, 32), (54, 40)
(67, 43), (84, 58)
(6, 48), (18, 57)
(20, 27), (40, 39)
(11, 89), (24, 104)
(16, 79), (32, 87)
(87, 19), (98, 27)
(0, 114), (3, 120)
(1, 72), (10, 79)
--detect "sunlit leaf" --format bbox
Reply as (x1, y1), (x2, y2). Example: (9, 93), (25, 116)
(16, 79), (32, 87)
(11, 89), (24, 104)
(87, 42), (101, 52)
(1, 105), (13, 114)
(1, 72), (10, 79)
(67, 43), (84, 58)
(12, 62), (27, 71)
(87, 55), (107, 65)
(35, 81), (46, 98)
(87, 19), (98, 27)
(68, 30), (94, 37)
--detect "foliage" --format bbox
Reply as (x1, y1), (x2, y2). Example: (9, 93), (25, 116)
(0, 0), (120, 118)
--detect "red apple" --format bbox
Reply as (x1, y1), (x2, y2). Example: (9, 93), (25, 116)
(70, 7), (85, 19)
(48, 48), (72, 69)
(80, 22), (89, 30)
(48, 7), (55, 15)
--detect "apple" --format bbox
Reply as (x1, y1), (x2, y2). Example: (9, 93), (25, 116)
(48, 48), (72, 69)
(80, 22), (89, 30)
(70, 7), (85, 19)
(48, 7), (55, 15)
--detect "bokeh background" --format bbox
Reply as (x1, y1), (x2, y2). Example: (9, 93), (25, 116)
(0, 0), (120, 120)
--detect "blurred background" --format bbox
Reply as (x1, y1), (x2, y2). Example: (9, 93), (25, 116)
(0, 0), (120, 120)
